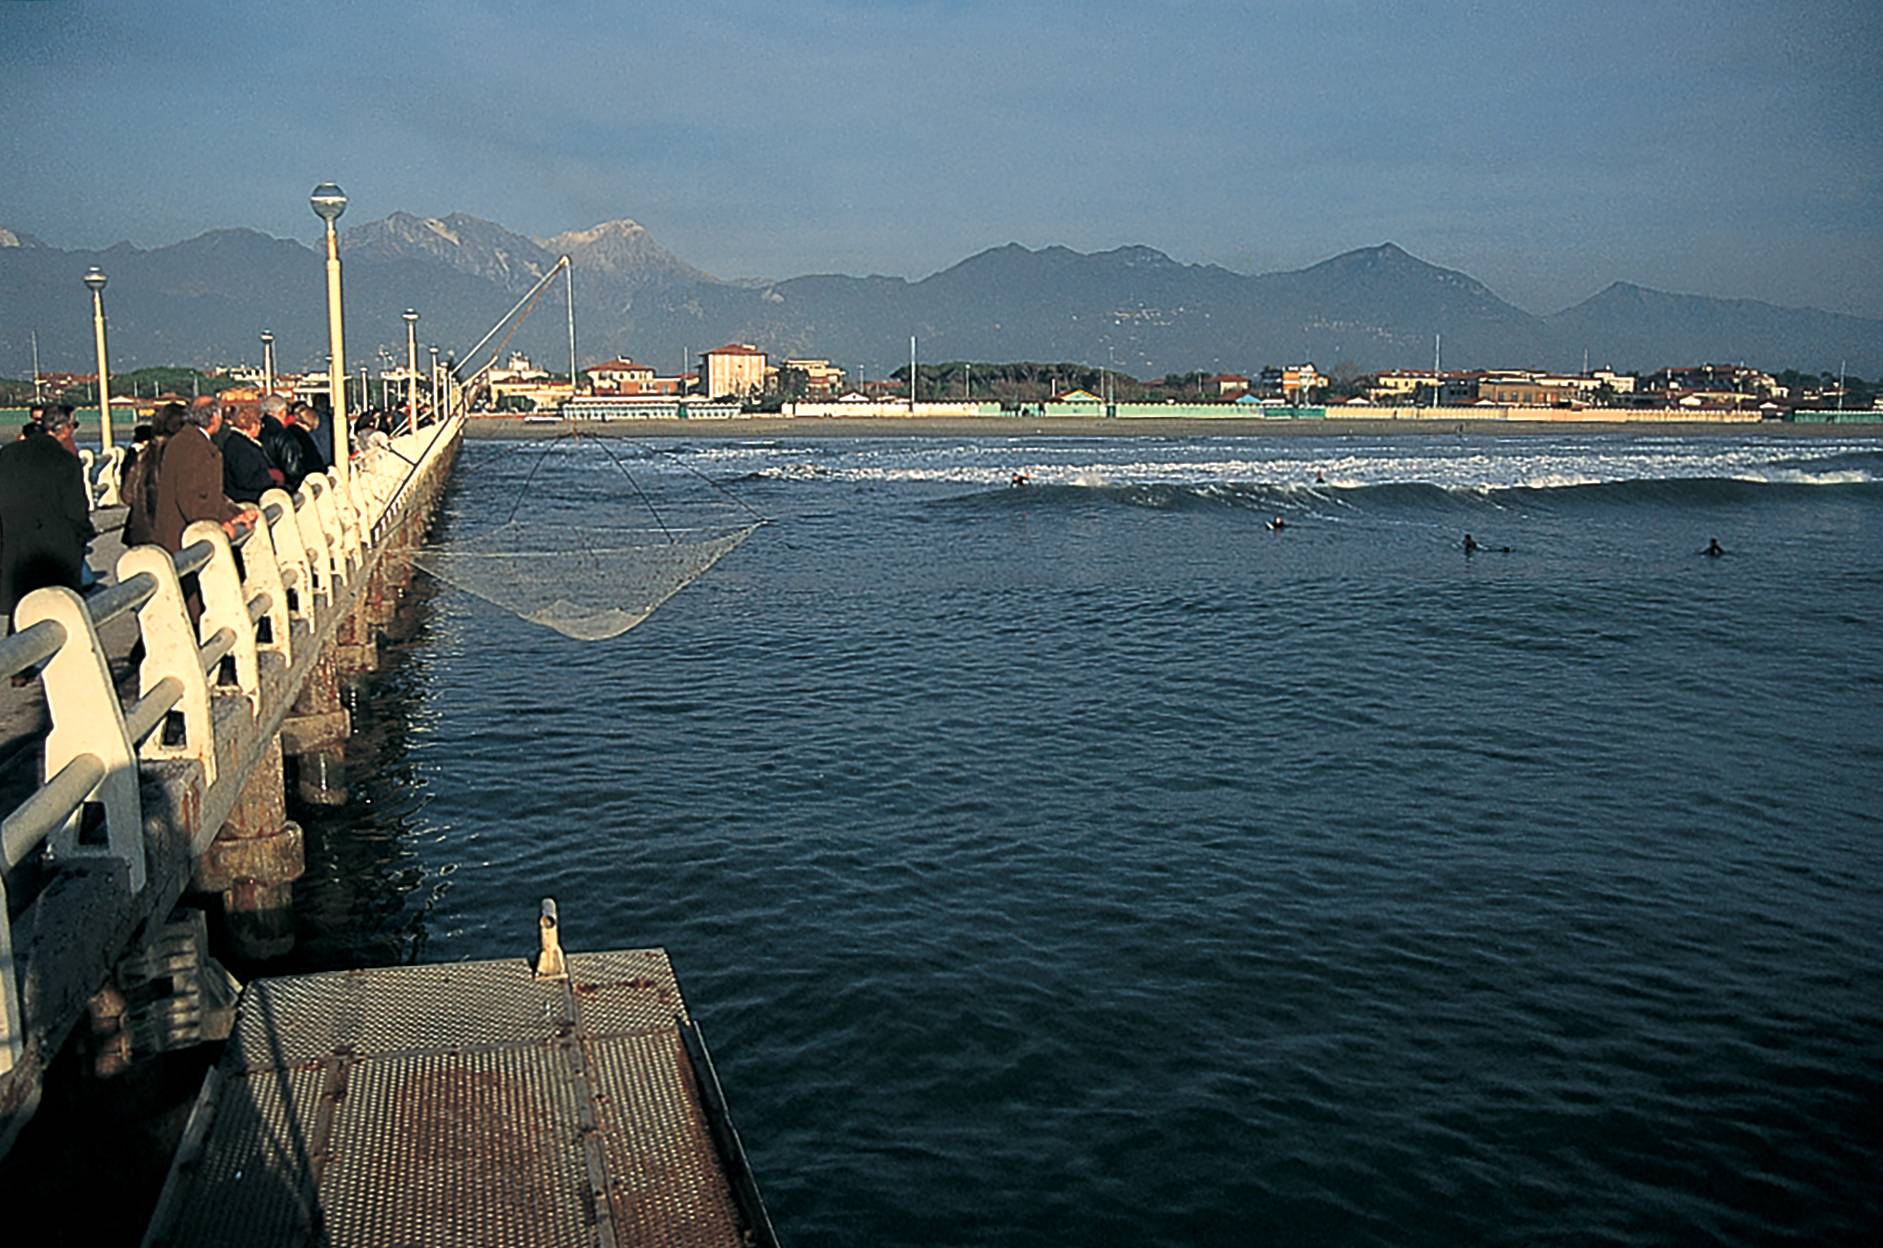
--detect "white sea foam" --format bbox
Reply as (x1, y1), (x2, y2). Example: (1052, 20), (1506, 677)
(654, 434), (1879, 492)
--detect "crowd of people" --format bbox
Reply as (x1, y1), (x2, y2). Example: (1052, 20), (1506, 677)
(0, 396), (349, 671)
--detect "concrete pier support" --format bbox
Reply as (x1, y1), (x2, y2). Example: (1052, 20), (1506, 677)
(194, 735), (305, 960)
(334, 596), (379, 674)
(284, 652), (349, 807)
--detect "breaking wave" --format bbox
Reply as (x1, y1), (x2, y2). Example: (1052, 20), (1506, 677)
(936, 473), (1883, 516)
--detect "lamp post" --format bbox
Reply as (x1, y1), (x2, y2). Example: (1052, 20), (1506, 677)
(310, 182), (350, 487)
(402, 309), (420, 435)
(260, 329), (275, 397)
(428, 345), (440, 426)
(81, 266), (122, 504)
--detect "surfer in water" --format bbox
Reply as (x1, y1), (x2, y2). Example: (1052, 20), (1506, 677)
(1267, 515), (1287, 532)
(1010, 471), (1031, 488)
(1314, 470), (1325, 484)
(1463, 533), (1480, 555)
(1705, 537), (1725, 557)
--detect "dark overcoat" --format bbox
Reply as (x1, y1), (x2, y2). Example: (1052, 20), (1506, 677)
(222, 430), (275, 504)
(154, 426), (240, 553)
(0, 435), (94, 618)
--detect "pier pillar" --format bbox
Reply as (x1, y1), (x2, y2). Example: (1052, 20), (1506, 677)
(284, 650), (349, 806)
(194, 735), (305, 960)
(335, 594), (379, 674)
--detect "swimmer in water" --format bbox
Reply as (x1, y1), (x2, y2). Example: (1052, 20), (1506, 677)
(1705, 537), (1724, 557)
(1314, 470), (1325, 484)
(1463, 533), (1480, 555)
(1010, 471), (1031, 488)
(1267, 515), (1286, 531)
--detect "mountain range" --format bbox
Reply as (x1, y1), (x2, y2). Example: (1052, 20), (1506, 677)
(3, 213), (1878, 380)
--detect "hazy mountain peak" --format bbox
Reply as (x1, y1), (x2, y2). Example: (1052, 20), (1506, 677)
(539, 218), (647, 249)
(539, 218), (713, 285)
(0, 226), (45, 248)
(348, 211), (554, 293)
(1099, 244), (1179, 267)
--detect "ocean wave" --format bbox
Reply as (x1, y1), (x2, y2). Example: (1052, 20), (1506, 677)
(932, 473), (1883, 516)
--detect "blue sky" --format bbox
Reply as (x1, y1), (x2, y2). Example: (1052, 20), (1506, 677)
(3, 0), (1880, 316)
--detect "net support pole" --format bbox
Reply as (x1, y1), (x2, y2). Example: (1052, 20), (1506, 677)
(564, 256), (577, 408)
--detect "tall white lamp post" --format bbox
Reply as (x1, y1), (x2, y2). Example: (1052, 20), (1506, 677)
(260, 329), (275, 397)
(310, 183), (350, 487)
(402, 309), (420, 435)
(82, 266), (121, 504)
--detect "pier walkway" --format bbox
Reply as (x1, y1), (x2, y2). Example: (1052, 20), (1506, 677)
(142, 930), (775, 1246)
(0, 417), (463, 1154)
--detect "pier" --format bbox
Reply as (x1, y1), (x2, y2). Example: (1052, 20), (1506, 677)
(1, 416), (461, 1153)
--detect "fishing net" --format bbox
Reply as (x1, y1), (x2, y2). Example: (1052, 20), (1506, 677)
(407, 435), (764, 641)
(409, 522), (758, 640)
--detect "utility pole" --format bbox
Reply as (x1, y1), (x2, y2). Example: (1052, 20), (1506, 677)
(30, 329), (43, 402)
(910, 335), (917, 411)
(1838, 359), (1847, 413)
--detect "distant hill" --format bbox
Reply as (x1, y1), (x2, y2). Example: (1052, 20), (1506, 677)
(3, 216), (1878, 378)
(1545, 282), (1883, 375)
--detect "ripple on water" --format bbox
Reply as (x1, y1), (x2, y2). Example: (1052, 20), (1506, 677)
(291, 435), (1883, 1245)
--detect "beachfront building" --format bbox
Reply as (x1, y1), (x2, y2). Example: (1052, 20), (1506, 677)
(1478, 374), (1572, 406)
(1210, 374), (1251, 398)
(782, 358), (848, 398)
(562, 395), (741, 420)
(588, 358), (658, 393)
(701, 343), (767, 400)
(488, 352), (549, 386)
(1365, 371), (1437, 402)
(1282, 365), (1326, 402)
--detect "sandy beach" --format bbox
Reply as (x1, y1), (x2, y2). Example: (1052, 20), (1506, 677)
(461, 415), (1883, 440)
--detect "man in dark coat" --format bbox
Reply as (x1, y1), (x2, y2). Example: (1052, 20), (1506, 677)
(268, 402), (317, 492)
(154, 401), (256, 553)
(221, 405), (275, 504)
(0, 406), (95, 622)
(258, 394), (292, 489)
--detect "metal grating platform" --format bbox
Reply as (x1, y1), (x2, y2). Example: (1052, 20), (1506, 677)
(142, 950), (775, 1247)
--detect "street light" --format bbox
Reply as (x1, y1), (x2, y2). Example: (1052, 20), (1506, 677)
(81, 266), (121, 504)
(310, 182), (350, 486)
(428, 345), (440, 426)
(402, 309), (419, 435)
(260, 329), (275, 397)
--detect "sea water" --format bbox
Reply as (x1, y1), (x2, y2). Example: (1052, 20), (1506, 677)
(295, 432), (1882, 1246)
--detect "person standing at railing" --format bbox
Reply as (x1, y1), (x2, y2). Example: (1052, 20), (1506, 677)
(221, 405), (275, 504)
(123, 402), (184, 548)
(153, 401), (258, 556)
(0, 407), (95, 673)
(258, 395), (292, 489)
(295, 402), (332, 474)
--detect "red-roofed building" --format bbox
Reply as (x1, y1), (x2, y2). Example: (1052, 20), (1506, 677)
(588, 358), (658, 394)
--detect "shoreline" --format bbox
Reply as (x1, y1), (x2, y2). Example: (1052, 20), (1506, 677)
(460, 415), (1883, 441)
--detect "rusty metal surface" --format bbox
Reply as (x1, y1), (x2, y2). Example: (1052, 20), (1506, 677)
(589, 1032), (748, 1245)
(144, 948), (766, 1248)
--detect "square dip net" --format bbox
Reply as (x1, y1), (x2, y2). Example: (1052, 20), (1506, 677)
(407, 434), (763, 641)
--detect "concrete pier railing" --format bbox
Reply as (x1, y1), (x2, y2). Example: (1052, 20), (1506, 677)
(77, 446), (128, 511)
(0, 416), (461, 1152)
